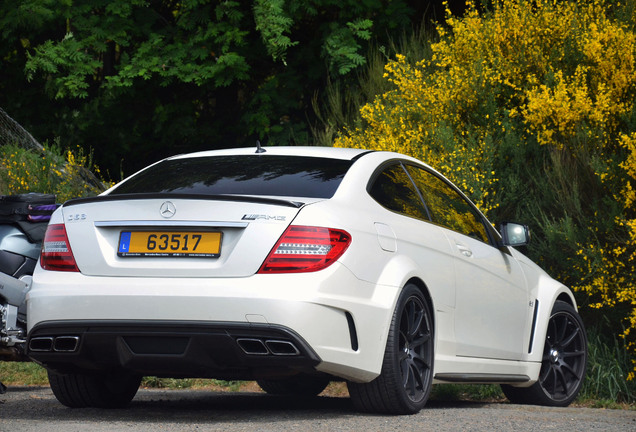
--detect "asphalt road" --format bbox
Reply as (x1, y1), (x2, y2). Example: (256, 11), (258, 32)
(1, 387), (634, 432)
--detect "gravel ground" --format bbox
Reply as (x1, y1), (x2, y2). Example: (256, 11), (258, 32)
(1, 386), (635, 432)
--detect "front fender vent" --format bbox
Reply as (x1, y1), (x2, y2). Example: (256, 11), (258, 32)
(528, 299), (540, 353)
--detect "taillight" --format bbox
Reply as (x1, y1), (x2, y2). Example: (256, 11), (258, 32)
(258, 226), (351, 274)
(40, 224), (79, 272)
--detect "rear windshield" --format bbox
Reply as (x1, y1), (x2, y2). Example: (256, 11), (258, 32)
(110, 155), (353, 199)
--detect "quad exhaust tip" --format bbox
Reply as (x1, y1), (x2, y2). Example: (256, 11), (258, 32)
(236, 338), (300, 356)
(265, 340), (300, 355)
(30, 335), (297, 356)
(29, 336), (80, 353)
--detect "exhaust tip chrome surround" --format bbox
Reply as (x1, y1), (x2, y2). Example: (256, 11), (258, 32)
(236, 338), (269, 355)
(265, 340), (300, 356)
(29, 336), (80, 353)
(236, 338), (300, 356)
(28, 337), (54, 352)
(53, 336), (80, 352)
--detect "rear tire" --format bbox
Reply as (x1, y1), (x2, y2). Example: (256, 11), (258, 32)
(48, 370), (141, 408)
(502, 301), (587, 406)
(257, 374), (330, 397)
(348, 284), (434, 414)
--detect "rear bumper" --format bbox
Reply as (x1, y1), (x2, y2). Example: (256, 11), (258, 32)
(27, 263), (398, 381)
(27, 320), (320, 380)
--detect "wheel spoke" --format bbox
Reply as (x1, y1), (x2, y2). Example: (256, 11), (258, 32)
(402, 361), (423, 396)
(406, 369), (415, 394)
(399, 329), (408, 348)
(561, 349), (585, 359)
(405, 301), (414, 329)
(410, 310), (424, 339)
(539, 366), (549, 383)
(560, 325), (580, 348)
(555, 365), (570, 396)
(403, 361), (414, 388)
(547, 319), (556, 341)
(540, 365), (554, 388)
(404, 302), (415, 333)
(401, 357), (411, 388)
(411, 333), (430, 350)
(404, 299), (424, 339)
(412, 363), (424, 389)
(550, 366), (559, 394)
(560, 361), (582, 381)
(412, 352), (431, 371)
(556, 316), (568, 344)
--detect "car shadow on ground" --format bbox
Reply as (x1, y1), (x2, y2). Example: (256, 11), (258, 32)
(0, 386), (492, 424)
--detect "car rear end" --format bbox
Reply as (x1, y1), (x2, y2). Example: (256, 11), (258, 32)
(26, 147), (390, 383)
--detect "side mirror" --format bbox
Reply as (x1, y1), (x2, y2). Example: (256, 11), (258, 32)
(500, 222), (530, 247)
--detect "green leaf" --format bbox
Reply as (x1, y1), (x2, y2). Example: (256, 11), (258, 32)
(254, 0), (298, 64)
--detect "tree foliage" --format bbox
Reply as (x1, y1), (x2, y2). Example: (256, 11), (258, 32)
(335, 0), (636, 376)
(0, 0), (433, 176)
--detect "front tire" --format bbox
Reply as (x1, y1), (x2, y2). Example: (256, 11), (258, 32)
(348, 284), (434, 414)
(502, 300), (587, 406)
(48, 370), (141, 408)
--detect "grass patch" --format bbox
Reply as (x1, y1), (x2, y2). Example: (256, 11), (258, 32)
(0, 362), (48, 386)
(431, 384), (506, 403)
(579, 328), (636, 404)
(141, 377), (246, 392)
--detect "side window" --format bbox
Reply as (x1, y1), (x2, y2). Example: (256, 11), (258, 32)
(406, 165), (490, 244)
(369, 163), (429, 221)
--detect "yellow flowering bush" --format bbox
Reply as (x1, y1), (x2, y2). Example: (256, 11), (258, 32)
(335, 0), (636, 377)
(574, 132), (636, 379)
(0, 144), (108, 202)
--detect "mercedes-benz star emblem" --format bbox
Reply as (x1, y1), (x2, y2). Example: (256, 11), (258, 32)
(160, 201), (176, 218)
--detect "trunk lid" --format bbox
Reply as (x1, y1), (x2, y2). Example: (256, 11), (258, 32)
(61, 195), (305, 277)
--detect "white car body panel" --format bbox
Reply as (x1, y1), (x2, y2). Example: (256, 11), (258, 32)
(448, 230), (530, 361)
(27, 146), (578, 389)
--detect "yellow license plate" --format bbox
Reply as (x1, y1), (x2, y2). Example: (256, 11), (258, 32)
(118, 231), (221, 257)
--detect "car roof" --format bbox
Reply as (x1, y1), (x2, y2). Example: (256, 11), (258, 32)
(164, 145), (444, 186)
(169, 146), (373, 161)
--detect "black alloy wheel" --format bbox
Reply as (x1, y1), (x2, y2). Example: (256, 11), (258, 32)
(398, 292), (432, 404)
(502, 301), (587, 406)
(348, 283), (434, 414)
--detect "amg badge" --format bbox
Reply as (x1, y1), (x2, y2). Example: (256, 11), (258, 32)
(242, 214), (286, 221)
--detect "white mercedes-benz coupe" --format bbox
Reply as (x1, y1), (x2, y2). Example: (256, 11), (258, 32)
(26, 146), (587, 414)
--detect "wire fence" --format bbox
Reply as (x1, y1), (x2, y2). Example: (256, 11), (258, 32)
(0, 106), (106, 192)
(0, 107), (44, 151)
